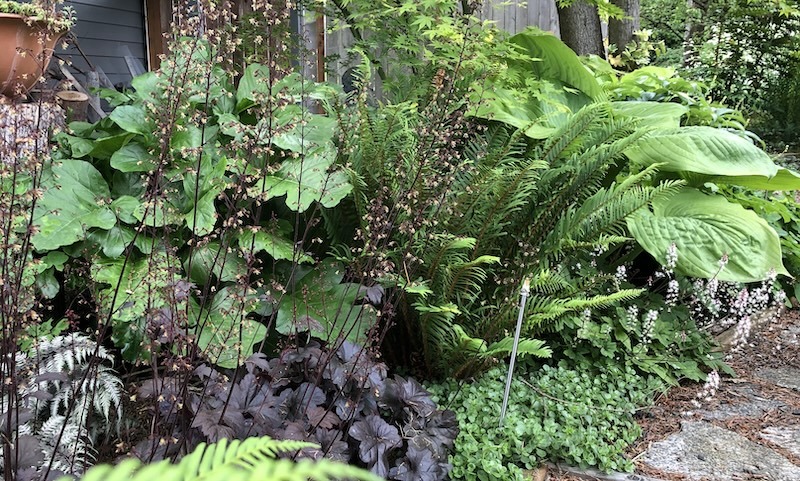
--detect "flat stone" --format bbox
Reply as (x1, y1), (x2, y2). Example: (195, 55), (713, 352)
(642, 421), (800, 480)
(761, 426), (800, 458)
(755, 367), (800, 391)
(699, 383), (785, 421)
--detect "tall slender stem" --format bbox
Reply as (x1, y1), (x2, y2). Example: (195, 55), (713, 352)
(500, 278), (530, 426)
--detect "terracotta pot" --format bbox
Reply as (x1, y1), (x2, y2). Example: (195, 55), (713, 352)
(0, 13), (66, 98)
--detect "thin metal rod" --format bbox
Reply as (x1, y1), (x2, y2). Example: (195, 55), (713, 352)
(500, 278), (530, 426)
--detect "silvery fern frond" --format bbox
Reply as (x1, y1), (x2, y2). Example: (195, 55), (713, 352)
(38, 415), (95, 476)
(3, 334), (124, 478)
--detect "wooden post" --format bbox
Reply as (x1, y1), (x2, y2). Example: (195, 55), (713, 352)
(56, 91), (89, 122)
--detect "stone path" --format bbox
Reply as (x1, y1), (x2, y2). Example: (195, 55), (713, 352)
(549, 311), (800, 481)
(632, 319), (800, 480)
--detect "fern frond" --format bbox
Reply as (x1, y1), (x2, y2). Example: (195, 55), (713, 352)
(482, 337), (552, 359)
(178, 437), (316, 479)
(525, 289), (645, 330)
(74, 440), (382, 481)
(40, 414), (94, 475)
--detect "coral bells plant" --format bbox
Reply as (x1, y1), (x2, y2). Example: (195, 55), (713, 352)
(139, 339), (459, 480)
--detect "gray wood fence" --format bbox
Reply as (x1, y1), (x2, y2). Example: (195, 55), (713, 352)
(320, 0), (560, 84)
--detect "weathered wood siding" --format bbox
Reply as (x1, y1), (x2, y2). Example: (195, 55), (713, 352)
(60, 0), (148, 87)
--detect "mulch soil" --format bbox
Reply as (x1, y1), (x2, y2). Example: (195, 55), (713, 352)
(547, 309), (800, 481)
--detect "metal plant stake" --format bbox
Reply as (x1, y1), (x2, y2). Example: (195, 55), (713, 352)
(500, 278), (530, 426)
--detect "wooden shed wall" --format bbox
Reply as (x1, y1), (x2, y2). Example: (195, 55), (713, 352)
(60, 0), (148, 87)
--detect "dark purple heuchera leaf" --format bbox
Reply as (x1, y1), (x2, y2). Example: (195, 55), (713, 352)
(363, 285), (384, 305)
(281, 382), (326, 421)
(381, 375), (437, 419)
(389, 446), (440, 481)
(416, 410), (459, 451)
(246, 383), (291, 431)
(170, 279), (194, 302)
(13, 435), (44, 469)
(138, 377), (184, 420)
(281, 342), (323, 368)
(315, 428), (350, 462)
(349, 415), (402, 477)
(333, 389), (379, 420)
(335, 341), (387, 390)
(308, 406), (340, 429)
(281, 421), (310, 441)
(245, 352), (270, 372)
(192, 410), (235, 441)
(146, 307), (185, 344)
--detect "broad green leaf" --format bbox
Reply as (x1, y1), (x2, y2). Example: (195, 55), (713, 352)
(133, 197), (181, 227)
(67, 121), (96, 137)
(92, 252), (176, 362)
(183, 156), (228, 199)
(236, 64), (271, 112)
(275, 261), (376, 344)
(625, 127), (778, 178)
(35, 267), (59, 299)
(507, 30), (604, 100)
(110, 196), (141, 224)
(41, 251), (68, 270)
(90, 133), (134, 160)
(88, 225), (136, 258)
(255, 149), (352, 211)
(33, 160), (117, 251)
(238, 228), (313, 263)
(131, 71), (159, 104)
(708, 167), (800, 191)
(236, 68), (307, 112)
(191, 286), (267, 369)
(611, 101), (688, 129)
(627, 187), (788, 282)
(184, 242), (246, 285)
(273, 114), (337, 153)
(184, 191), (218, 236)
(109, 105), (150, 136)
(110, 143), (156, 172)
(63, 135), (94, 158)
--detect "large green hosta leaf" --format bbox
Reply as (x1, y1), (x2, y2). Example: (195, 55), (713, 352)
(704, 167), (800, 191)
(507, 30), (604, 100)
(611, 101), (688, 129)
(627, 188), (788, 282)
(625, 127), (777, 179)
(33, 160), (117, 251)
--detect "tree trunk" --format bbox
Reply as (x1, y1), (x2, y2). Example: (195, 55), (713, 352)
(557, 1), (605, 58)
(683, 0), (708, 66)
(608, 0), (640, 54)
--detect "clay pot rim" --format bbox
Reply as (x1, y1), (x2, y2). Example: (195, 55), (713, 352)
(0, 11), (71, 34)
